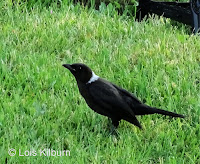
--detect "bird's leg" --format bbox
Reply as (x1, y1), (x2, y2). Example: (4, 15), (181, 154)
(108, 118), (112, 125)
(112, 119), (119, 128)
(107, 118), (114, 132)
(108, 119), (119, 135)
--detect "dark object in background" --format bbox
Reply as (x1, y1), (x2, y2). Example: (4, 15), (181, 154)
(63, 63), (184, 132)
(11, 0), (200, 33)
(136, 0), (200, 33)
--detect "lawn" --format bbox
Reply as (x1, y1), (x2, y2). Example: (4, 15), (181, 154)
(0, 1), (200, 163)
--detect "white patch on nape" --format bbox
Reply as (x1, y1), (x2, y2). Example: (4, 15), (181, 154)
(87, 71), (99, 84)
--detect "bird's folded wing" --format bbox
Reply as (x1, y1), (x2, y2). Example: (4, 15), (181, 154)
(88, 81), (136, 117)
(112, 83), (142, 104)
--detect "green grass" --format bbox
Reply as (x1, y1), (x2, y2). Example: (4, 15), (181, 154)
(0, 2), (200, 163)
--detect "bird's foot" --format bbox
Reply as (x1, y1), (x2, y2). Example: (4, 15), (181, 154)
(109, 125), (119, 136)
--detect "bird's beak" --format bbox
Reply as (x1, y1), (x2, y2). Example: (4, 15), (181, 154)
(62, 64), (75, 72)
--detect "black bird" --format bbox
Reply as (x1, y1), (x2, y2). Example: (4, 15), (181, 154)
(63, 63), (184, 130)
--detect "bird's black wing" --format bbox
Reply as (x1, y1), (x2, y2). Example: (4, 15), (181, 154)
(88, 81), (134, 116)
(87, 79), (142, 128)
(89, 79), (142, 116)
(112, 83), (184, 118)
(112, 83), (142, 105)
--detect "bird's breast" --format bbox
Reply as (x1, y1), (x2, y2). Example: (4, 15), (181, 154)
(77, 83), (91, 101)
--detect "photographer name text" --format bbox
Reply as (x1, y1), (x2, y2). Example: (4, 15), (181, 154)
(8, 148), (70, 157)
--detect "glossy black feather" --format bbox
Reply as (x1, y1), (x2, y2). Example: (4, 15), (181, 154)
(87, 78), (142, 128)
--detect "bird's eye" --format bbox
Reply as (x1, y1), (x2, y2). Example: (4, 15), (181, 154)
(79, 67), (82, 70)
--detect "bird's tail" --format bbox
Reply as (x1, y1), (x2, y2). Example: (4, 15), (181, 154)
(134, 104), (185, 118)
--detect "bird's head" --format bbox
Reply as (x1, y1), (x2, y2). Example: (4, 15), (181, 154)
(62, 63), (94, 83)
